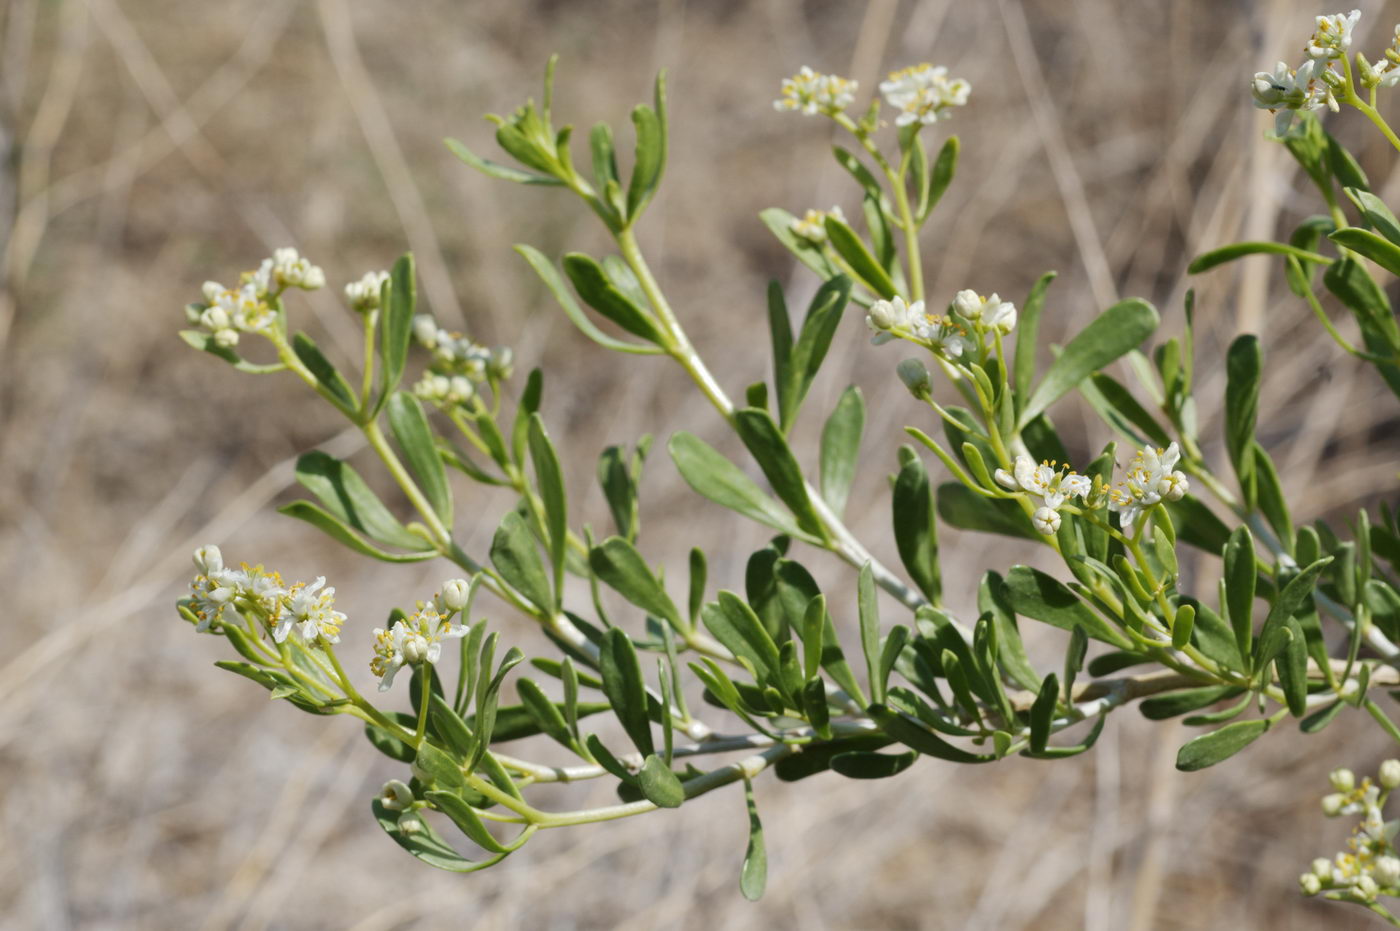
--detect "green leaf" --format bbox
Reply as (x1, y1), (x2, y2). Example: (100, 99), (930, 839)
(668, 432), (810, 540)
(527, 414), (568, 602)
(445, 137), (564, 186)
(515, 677), (573, 748)
(1171, 602), (1196, 651)
(1029, 673), (1058, 754)
(561, 253), (664, 342)
(600, 628), (654, 757)
(919, 135), (958, 220)
(858, 564), (882, 703)
(489, 511), (553, 612)
(977, 571), (1042, 692)
(1013, 271), (1056, 416)
(626, 76), (666, 220)
(892, 454), (940, 602)
(823, 216), (896, 298)
(1222, 527), (1257, 665)
(1345, 187), (1400, 245)
(1301, 699), (1346, 734)
(1277, 619), (1308, 717)
(428, 693), (476, 758)
(371, 800), (509, 873)
(387, 392), (453, 526)
(291, 333), (357, 415)
(1082, 372), (1171, 447)
(1187, 241), (1333, 274)
(1003, 565), (1133, 649)
(1163, 495), (1232, 554)
(739, 776), (767, 901)
(376, 254), (417, 409)
(293, 451), (425, 550)
(638, 754), (684, 808)
(589, 536), (684, 633)
(868, 704), (995, 763)
(1251, 443), (1293, 554)
(1139, 685), (1244, 720)
(936, 483), (1037, 540)
(415, 742), (466, 791)
(1330, 227), (1400, 277)
(779, 277), (851, 432)
(177, 329), (283, 374)
(819, 386), (864, 517)
(702, 592), (782, 684)
(830, 749), (918, 779)
(732, 410), (826, 540)
(1019, 299), (1160, 428)
(425, 790), (509, 853)
(1223, 335), (1262, 498)
(1175, 719), (1271, 772)
(277, 501), (436, 562)
(514, 245), (664, 355)
(1254, 557), (1332, 665)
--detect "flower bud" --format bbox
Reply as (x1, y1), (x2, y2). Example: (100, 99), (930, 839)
(193, 545), (224, 576)
(398, 814), (425, 834)
(1299, 873), (1322, 896)
(1321, 67), (1346, 91)
(201, 305), (232, 331)
(896, 358), (931, 399)
(1375, 855), (1400, 887)
(401, 633), (430, 665)
(379, 779), (415, 811)
(488, 346), (514, 381)
(1331, 768), (1356, 793)
(1381, 759), (1400, 789)
(212, 328), (240, 349)
(1032, 506), (1061, 536)
(1312, 858), (1334, 881)
(439, 578), (472, 613)
(413, 314), (439, 348)
(953, 289), (983, 319)
(1322, 792), (1348, 816)
(1357, 51), (1381, 88)
(1356, 874), (1380, 901)
(868, 299), (899, 330)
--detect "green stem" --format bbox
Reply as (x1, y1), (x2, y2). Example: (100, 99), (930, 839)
(359, 309), (378, 409)
(362, 417), (452, 547)
(414, 665), (431, 745)
(326, 643), (415, 743)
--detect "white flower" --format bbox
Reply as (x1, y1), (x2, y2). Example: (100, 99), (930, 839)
(275, 576), (347, 645)
(193, 545), (224, 576)
(914, 314), (974, 358)
(1032, 507), (1061, 536)
(789, 205), (846, 243)
(774, 67), (858, 115)
(1108, 443), (1187, 531)
(413, 314), (439, 348)
(1381, 759), (1400, 789)
(1322, 792), (1348, 816)
(879, 64), (971, 126)
(370, 607), (468, 691)
(1299, 872), (1322, 896)
(866, 296), (923, 343)
(345, 270), (390, 312)
(1250, 60), (1327, 135)
(1307, 10), (1360, 61)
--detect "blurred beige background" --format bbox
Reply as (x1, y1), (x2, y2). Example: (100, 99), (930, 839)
(4, 0), (1400, 927)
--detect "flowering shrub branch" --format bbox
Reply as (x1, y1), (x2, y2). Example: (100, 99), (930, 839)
(175, 14), (1400, 910)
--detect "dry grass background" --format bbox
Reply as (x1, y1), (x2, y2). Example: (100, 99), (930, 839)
(4, 0), (1400, 928)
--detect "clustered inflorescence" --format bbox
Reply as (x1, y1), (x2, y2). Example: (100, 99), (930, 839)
(410, 314), (513, 411)
(1301, 763), (1400, 903)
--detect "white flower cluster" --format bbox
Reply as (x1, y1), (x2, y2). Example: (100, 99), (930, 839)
(867, 290), (1018, 357)
(370, 604), (468, 691)
(1307, 9), (1360, 61)
(773, 66), (858, 116)
(1106, 442), (1189, 532)
(952, 289), (1017, 334)
(879, 64), (970, 126)
(345, 269), (390, 313)
(189, 248), (326, 348)
(410, 314), (514, 408)
(1302, 764), (1400, 901)
(995, 456), (1092, 536)
(186, 545), (346, 645)
(1250, 10), (1380, 135)
(790, 205), (847, 243)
